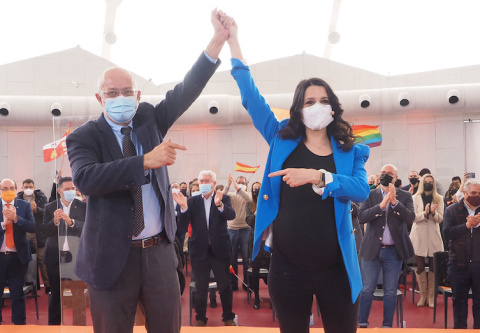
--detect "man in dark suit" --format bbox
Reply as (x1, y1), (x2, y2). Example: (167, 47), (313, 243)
(357, 164), (415, 328)
(174, 170), (236, 327)
(65, 10), (233, 333)
(0, 178), (35, 325)
(43, 177), (85, 325)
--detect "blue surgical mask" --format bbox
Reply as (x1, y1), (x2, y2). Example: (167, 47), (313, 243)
(191, 191), (201, 196)
(63, 190), (76, 202)
(105, 96), (137, 124)
(199, 184), (212, 194)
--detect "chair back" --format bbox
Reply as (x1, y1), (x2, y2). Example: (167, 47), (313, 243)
(433, 251), (449, 291)
(25, 254), (37, 286)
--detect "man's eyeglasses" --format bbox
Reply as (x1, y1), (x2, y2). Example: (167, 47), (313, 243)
(1, 187), (15, 192)
(101, 89), (137, 98)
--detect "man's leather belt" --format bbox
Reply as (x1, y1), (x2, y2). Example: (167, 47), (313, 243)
(0, 251), (17, 255)
(131, 232), (165, 248)
(380, 244), (395, 248)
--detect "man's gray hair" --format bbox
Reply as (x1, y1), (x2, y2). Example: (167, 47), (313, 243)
(198, 170), (217, 182)
(464, 179), (480, 192)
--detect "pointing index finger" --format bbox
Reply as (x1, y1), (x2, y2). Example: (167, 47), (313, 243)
(268, 169), (287, 178)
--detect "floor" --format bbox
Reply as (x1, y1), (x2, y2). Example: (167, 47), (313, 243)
(0, 263), (475, 329)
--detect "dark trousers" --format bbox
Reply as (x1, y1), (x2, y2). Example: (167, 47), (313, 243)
(45, 259), (61, 325)
(191, 248), (235, 323)
(268, 254), (358, 333)
(0, 252), (28, 324)
(448, 262), (480, 329)
(88, 239), (181, 333)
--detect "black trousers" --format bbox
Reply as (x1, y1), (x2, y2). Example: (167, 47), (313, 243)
(191, 247), (235, 323)
(268, 254), (358, 333)
(45, 260), (61, 325)
(448, 262), (480, 329)
(0, 252), (28, 324)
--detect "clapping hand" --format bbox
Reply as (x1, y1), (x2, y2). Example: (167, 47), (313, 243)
(214, 189), (223, 207)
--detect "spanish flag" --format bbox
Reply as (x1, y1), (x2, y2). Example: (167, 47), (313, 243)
(234, 162), (260, 174)
(352, 125), (382, 148)
(42, 123), (72, 162)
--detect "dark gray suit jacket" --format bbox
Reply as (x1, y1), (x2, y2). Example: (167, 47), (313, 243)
(0, 199), (36, 265)
(358, 187), (415, 261)
(66, 53), (220, 290)
(43, 199), (85, 267)
(179, 194), (235, 261)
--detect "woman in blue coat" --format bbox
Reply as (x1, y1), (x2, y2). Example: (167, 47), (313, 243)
(225, 20), (370, 333)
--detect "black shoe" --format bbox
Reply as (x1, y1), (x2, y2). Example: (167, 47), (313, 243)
(253, 300), (260, 310)
(210, 296), (217, 308)
(45, 286), (51, 294)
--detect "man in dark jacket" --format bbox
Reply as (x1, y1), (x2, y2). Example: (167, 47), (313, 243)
(16, 179), (49, 293)
(444, 179), (480, 329)
(358, 164), (415, 328)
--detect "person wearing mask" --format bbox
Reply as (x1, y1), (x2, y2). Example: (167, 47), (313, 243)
(358, 164), (415, 328)
(226, 21), (370, 333)
(402, 170), (420, 195)
(174, 170), (237, 326)
(180, 182), (188, 197)
(368, 175), (378, 190)
(224, 174), (251, 291)
(43, 177), (85, 325)
(0, 178), (35, 325)
(445, 181), (460, 208)
(443, 179), (480, 329)
(16, 179), (49, 294)
(409, 174), (444, 307)
(65, 10), (233, 333)
(245, 181), (270, 309)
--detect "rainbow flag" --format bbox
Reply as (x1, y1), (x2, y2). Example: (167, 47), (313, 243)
(352, 125), (382, 148)
(234, 162), (260, 173)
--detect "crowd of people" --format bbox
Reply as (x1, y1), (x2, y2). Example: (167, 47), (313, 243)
(0, 8), (479, 333)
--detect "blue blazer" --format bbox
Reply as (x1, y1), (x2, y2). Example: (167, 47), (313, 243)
(231, 58), (371, 302)
(178, 194), (235, 261)
(66, 53), (221, 290)
(0, 198), (36, 265)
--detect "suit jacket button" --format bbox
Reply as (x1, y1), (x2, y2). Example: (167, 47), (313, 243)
(382, 226), (385, 229)
(379, 237), (383, 241)
(263, 194), (269, 200)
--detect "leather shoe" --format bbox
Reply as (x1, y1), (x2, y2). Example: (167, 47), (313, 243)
(194, 320), (206, 327)
(253, 301), (260, 310)
(224, 319), (236, 326)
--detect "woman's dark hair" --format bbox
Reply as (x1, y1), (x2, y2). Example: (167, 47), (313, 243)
(277, 78), (356, 151)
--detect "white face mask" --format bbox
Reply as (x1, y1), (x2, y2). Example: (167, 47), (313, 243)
(191, 191), (201, 197)
(75, 195), (84, 201)
(172, 188), (180, 195)
(238, 184), (247, 192)
(302, 103), (334, 131)
(23, 188), (34, 196)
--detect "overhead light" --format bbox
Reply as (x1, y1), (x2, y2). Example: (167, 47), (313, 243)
(447, 89), (460, 104)
(0, 102), (10, 116)
(51, 103), (62, 116)
(359, 94), (371, 108)
(398, 93), (410, 107)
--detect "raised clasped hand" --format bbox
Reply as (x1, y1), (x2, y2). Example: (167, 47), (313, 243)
(214, 189), (223, 206)
(3, 206), (17, 222)
(172, 192), (187, 210)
